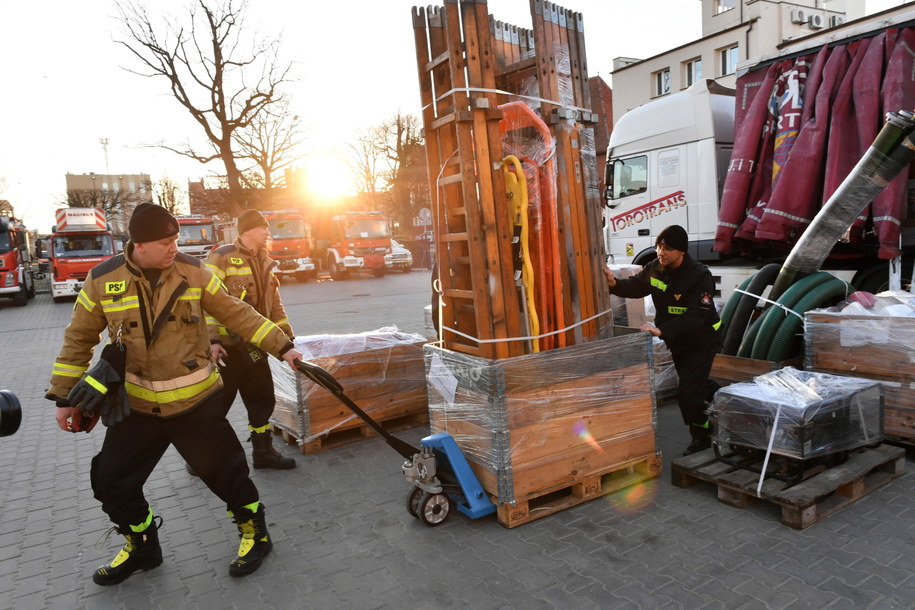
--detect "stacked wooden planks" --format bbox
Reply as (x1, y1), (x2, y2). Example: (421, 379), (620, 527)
(412, 0), (610, 357)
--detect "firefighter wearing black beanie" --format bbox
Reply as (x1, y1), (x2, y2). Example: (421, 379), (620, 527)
(603, 224), (722, 457)
(128, 204), (179, 243)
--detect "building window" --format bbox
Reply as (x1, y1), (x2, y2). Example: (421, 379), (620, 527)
(685, 58), (703, 87)
(654, 68), (671, 96)
(715, 0), (736, 14)
(720, 45), (739, 75)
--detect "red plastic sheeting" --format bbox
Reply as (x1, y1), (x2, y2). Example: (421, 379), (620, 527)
(715, 27), (915, 259)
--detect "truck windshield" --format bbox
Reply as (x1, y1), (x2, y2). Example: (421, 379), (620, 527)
(345, 219), (389, 239)
(607, 155), (648, 200)
(0, 233), (10, 255)
(53, 234), (114, 257)
(268, 218), (307, 239)
(179, 224), (217, 246)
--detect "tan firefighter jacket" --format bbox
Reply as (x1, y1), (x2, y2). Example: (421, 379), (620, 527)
(205, 238), (293, 347)
(48, 244), (295, 418)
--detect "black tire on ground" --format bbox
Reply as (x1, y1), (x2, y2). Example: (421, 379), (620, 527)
(295, 271), (310, 283)
(12, 287), (27, 307)
(372, 268), (385, 278)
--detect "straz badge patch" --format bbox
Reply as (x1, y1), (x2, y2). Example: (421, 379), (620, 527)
(230, 257), (244, 265)
(105, 281), (127, 294)
(700, 293), (713, 307)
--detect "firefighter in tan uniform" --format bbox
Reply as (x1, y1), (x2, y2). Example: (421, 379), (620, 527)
(205, 209), (296, 470)
(46, 204), (304, 585)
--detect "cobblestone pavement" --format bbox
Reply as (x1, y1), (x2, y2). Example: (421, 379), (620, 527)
(0, 271), (913, 609)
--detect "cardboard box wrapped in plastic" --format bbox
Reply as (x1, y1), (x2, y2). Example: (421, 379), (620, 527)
(710, 368), (884, 460)
(424, 329), (660, 507)
(269, 327), (428, 453)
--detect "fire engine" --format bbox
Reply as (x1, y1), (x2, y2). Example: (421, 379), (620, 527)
(0, 214), (35, 306)
(314, 210), (392, 280)
(50, 208), (115, 303)
(176, 215), (220, 259)
(262, 209), (316, 282)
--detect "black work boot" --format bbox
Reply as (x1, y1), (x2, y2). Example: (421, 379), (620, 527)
(250, 428), (295, 470)
(92, 515), (163, 586)
(229, 502), (273, 577)
(682, 422), (712, 456)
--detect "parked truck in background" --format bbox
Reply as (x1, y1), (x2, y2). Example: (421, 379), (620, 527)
(0, 214), (35, 307)
(176, 214), (219, 260)
(312, 210), (392, 280)
(262, 209), (316, 283)
(604, 14), (915, 301)
(50, 208), (115, 303)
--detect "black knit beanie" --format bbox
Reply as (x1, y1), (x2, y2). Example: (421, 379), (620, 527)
(656, 225), (688, 252)
(129, 204), (179, 243)
(237, 209), (269, 235)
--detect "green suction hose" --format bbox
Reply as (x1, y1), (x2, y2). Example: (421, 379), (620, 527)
(766, 278), (851, 362)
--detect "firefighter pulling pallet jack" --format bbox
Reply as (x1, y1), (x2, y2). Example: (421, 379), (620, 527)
(293, 359), (495, 526)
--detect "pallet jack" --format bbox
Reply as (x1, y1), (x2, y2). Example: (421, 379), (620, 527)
(295, 360), (496, 526)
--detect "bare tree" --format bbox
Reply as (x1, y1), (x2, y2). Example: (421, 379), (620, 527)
(154, 176), (186, 215)
(346, 128), (384, 207)
(375, 113), (428, 233)
(64, 188), (146, 220)
(233, 97), (307, 190)
(115, 0), (293, 212)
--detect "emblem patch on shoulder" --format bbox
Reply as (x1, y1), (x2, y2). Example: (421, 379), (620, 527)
(674, 294), (682, 301)
(105, 281), (127, 294)
(700, 293), (713, 307)
(229, 257), (244, 265)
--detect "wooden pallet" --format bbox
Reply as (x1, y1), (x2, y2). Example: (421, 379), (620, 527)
(494, 453), (662, 528)
(274, 411), (429, 455)
(671, 444), (906, 529)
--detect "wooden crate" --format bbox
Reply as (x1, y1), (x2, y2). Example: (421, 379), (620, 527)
(270, 337), (429, 454)
(425, 330), (660, 523)
(711, 354), (795, 386)
(671, 444), (906, 529)
(806, 312), (915, 444)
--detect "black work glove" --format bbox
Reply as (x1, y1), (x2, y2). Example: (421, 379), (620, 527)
(67, 343), (130, 427)
(294, 359), (343, 394)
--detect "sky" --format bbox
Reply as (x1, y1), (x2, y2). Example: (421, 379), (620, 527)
(0, 0), (905, 231)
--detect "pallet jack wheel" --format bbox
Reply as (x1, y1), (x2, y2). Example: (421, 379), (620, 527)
(418, 492), (451, 527)
(406, 487), (423, 519)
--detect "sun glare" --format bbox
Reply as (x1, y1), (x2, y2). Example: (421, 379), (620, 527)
(305, 157), (353, 202)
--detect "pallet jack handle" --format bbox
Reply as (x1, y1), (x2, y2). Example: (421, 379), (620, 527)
(294, 359), (420, 460)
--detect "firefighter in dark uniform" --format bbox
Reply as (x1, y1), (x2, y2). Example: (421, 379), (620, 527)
(47, 204), (304, 585)
(204, 209), (295, 470)
(603, 225), (722, 455)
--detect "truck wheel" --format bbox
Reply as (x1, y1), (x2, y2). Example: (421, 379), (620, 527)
(12, 287), (27, 307)
(53, 296), (67, 304)
(373, 268), (386, 278)
(295, 271), (310, 283)
(328, 256), (348, 281)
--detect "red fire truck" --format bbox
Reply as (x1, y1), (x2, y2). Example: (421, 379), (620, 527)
(50, 208), (115, 303)
(314, 210), (392, 280)
(176, 215), (220, 260)
(0, 214), (35, 307)
(262, 209), (316, 282)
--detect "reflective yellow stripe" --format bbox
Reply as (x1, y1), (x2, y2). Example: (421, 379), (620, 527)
(53, 362), (88, 378)
(77, 290), (96, 312)
(668, 306), (687, 315)
(240, 288), (247, 301)
(85, 375), (108, 394)
(205, 263), (226, 280)
(129, 508), (154, 533)
(712, 320), (722, 331)
(205, 315), (219, 325)
(249, 320), (277, 347)
(205, 274), (222, 295)
(218, 326), (230, 336)
(226, 267), (252, 276)
(125, 368), (220, 404)
(274, 317), (289, 327)
(101, 296), (140, 313)
(178, 288), (202, 301)
(650, 277), (668, 291)
(249, 423), (271, 434)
